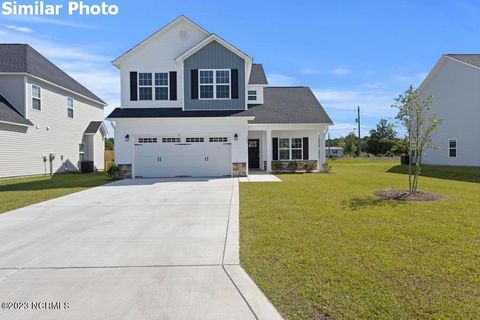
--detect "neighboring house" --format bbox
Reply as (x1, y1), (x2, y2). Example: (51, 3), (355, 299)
(325, 146), (344, 158)
(419, 54), (480, 167)
(107, 16), (332, 178)
(0, 44), (107, 178)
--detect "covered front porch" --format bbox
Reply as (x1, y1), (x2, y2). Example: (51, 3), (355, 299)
(247, 124), (327, 174)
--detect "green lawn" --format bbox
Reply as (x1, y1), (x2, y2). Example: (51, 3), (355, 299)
(240, 160), (480, 320)
(0, 173), (112, 213)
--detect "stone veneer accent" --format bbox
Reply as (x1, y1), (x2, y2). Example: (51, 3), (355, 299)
(232, 162), (247, 177)
(118, 164), (132, 179)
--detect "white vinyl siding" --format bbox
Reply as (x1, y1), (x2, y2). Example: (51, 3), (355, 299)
(0, 77), (104, 178)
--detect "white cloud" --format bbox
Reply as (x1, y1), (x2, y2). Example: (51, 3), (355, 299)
(266, 73), (296, 86)
(300, 67), (322, 75)
(6, 25), (33, 33)
(331, 66), (351, 76)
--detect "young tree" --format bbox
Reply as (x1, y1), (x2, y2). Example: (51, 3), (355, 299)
(392, 85), (442, 194)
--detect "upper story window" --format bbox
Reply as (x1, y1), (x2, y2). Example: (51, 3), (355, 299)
(248, 90), (257, 101)
(279, 138), (303, 160)
(448, 139), (457, 158)
(32, 84), (41, 110)
(138, 73), (153, 100)
(155, 73), (169, 100)
(66, 97), (74, 118)
(199, 69), (230, 100)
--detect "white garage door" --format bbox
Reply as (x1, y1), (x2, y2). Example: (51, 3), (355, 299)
(134, 136), (232, 178)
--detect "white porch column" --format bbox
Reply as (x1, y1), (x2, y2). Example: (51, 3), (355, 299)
(318, 129), (327, 170)
(266, 129), (272, 172)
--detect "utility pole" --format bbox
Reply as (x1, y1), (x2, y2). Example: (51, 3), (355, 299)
(355, 106), (361, 156)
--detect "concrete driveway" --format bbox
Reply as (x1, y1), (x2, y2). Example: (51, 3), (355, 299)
(0, 178), (281, 320)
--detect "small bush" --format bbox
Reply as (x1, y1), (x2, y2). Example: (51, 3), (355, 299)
(272, 161), (284, 171)
(105, 161), (121, 179)
(304, 162), (317, 173)
(322, 160), (332, 173)
(287, 161), (298, 173)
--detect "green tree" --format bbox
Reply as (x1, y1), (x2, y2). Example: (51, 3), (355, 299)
(343, 132), (358, 156)
(392, 85), (442, 194)
(366, 119), (397, 155)
(105, 138), (114, 150)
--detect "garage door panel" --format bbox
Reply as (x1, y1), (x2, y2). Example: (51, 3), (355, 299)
(134, 138), (231, 178)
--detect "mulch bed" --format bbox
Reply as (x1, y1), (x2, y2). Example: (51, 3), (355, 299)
(374, 189), (442, 201)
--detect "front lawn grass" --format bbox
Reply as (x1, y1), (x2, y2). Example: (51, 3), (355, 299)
(0, 173), (112, 213)
(240, 160), (480, 319)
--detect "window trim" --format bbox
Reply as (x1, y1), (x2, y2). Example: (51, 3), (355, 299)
(138, 72), (153, 101)
(185, 137), (204, 143)
(448, 138), (457, 158)
(32, 84), (42, 111)
(154, 72), (169, 101)
(278, 137), (304, 161)
(162, 137), (180, 143)
(198, 69), (231, 100)
(138, 137), (158, 143)
(66, 96), (74, 118)
(79, 143), (85, 161)
(248, 90), (257, 101)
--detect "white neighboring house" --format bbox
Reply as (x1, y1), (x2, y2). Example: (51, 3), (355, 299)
(325, 146), (344, 158)
(108, 16), (332, 178)
(418, 54), (480, 167)
(0, 44), (107, 178)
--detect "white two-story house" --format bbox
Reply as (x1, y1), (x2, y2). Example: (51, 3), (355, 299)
(419, 54), (480, 167)
(108, 16), (332, 178)
(0, 44), (107, 178)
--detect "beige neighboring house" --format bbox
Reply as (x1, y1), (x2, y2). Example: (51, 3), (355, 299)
(419, 54), (480, 167)
(0, 44), (107, 178)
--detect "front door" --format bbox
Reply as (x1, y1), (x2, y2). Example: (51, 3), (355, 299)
(248, 139), (260, 169)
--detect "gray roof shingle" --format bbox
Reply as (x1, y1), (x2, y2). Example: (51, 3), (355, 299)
(446, 54), (480, 68)
(84, 121), (104, 134)
(0, 44), (105, 104)
(249, 64), (268, 85)
(0, 94), (33, 126)
(107, 87), (332, 125)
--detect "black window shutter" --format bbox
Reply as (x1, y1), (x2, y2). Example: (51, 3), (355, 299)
(130, 72), (138, 101)
(169, 71), (177, 101)
(273, 138), (278, 160)
(191, 69), (198, 99)
(303, 137), (309, 160)
(231, 69), (239, 99)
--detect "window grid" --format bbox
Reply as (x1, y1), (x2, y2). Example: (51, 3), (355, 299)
(278, 138), (303, 160)
(209, 137), (228, 143)
(138, 137), (158, 143)
(199, 69), (230, 99)
(248, 90), (257, 101)
(138, 73), (153, 100)
(79, 143), (85, 161)
(67, 97), (74, 118)
(155, 73), (169, 101)
(32, 85), (41, 110)
(162, 137), (181, 143)
(186, 137), (204, 143)
(448, 139), (457, 158)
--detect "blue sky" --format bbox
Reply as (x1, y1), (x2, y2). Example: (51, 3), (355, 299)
(1, 0), (480, 137)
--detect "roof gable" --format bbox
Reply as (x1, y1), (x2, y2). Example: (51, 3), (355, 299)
(112, 16), (210, 66)
(175, 34), (252, 63)
(0, 94), (33, 126)
(249, 64), (268, 85)
(0, 44), (105, 105)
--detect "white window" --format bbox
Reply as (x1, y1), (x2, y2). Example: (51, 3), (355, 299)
(278, 138), (303, 160)
(155, 73), (169, 100)
(79, 143), (85, 161)
(162, 137), (180, 143)
(199, 69), (230, 99)
(32, 85), (41, 110)
(138, 73), (153, 100)
(138, 137), (157, 143)
(448, 139), (457, 158)
(248, 90), (257, 101)
(66, 97), (74, 118)
(186, 137), (204, 143)
(209, 137), (228, 142)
